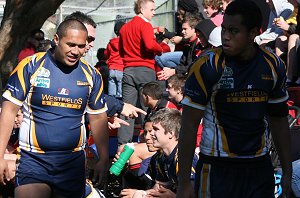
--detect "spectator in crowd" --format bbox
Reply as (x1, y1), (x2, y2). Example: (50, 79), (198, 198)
(166, 74), (186, 111)
(157, 13), (202, 80)
(220, 0), (233, 12)
(255, 0), (294, 48)
(116, 120), (157, 190)
(141, 81), (177, 121)
(95, 48), (109, 94)
(136, 108), (198, 197)
(0, 19), (108, 198)
(106, 21), (125, 98)
(275, 0), (300, 86)
(118, 0), (163, 145)
(202, 0), (224, 26)
(36, 39), (52, 52)
(177, 1), (292, 197)
(18, 29), (44, 62)
(195, 19), (218, 50)
(154, 0), (200, 70)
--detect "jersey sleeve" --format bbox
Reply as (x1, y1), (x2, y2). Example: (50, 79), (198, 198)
(2, 56), (35, 106)
(85, 70), (107, 114)
(182, 50), (224, 110)
(268, 56), (289, 104)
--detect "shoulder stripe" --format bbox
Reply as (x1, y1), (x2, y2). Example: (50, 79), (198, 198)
(189, 57), (209, 97)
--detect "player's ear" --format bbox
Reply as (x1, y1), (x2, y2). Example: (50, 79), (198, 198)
(53, 34), (59, 45)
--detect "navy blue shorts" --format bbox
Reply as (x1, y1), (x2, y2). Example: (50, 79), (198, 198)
(195, 154), (275, 198)
(16, 149), (86, 198)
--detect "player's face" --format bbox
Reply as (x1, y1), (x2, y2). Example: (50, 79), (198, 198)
(151, 122), (170, 149)
(141, 1), (155, 21)
(182, 22), (196, 41)
(144, 122), (159, 152)
(54, 28), (87, 67)
(84, 24), (96, 55)
(221, 14), (254, 58)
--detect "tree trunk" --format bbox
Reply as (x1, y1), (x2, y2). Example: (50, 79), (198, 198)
(0, 0), (64, 91)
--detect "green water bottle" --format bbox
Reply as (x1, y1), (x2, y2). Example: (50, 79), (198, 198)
(109, 143), (135, 176)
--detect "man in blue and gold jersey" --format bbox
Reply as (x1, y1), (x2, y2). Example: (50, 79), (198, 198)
(0, 19), (108, 198)
(177, 1), (292, 198)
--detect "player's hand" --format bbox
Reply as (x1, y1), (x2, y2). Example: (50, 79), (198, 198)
(92, 158), (108, 188)
(121, 103), (146, 119)
(0, 158), (10, 185)
(147, 185), (176, 198)
(120, 188), (138, 197)
(274, 17), (289, 31)
(108, 115), (129, 129)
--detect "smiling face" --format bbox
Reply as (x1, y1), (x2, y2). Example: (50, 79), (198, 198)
(54, 28), (87, 67)
(144, 121), (159, 152)
(203, 5), (218, 17)
(150, 122), (171, 149)
(221, 14), (255, 58)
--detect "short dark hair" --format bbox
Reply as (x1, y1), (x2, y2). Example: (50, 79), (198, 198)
(30, 29), (44, 38)
(96, 48), (106, 61)
(141, 82), (163, 100)
(56, 19), (87, 38)
(225, 0), (262, 31)
(64, 11), (97, 28)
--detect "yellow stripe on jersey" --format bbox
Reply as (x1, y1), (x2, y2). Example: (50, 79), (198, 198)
(10, 56), (32, 76)
(74, 124), (84, 152)
(81, 65), (93, 96)
(255, 133), (266, 156)
(264, 57), (278, 90)
(219, 126), (236, 157)
(31, 121), (45, 153)
(262, 48), (278, 68)
(2, 90), (23, 106)
(17, 67), (27, 98)
(30, 59), (45, 82)
(94, 75), (104, 106)
(189, 57), (209, 98)
(35, 52), (46, 62)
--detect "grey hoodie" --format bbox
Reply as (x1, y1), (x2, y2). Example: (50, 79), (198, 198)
(255, 0), (293, 44)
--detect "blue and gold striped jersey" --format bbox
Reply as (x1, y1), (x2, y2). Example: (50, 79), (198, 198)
(182, 47), (288, 158)
(3, 51), (107, 153)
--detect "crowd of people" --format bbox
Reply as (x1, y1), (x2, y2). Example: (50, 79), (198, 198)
(0, 0), (300, 197)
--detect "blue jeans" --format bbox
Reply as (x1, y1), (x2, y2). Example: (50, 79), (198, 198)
(108, 69), (123, 98)
(155, 51), (183, 69)
(277, 159), (300, 197)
